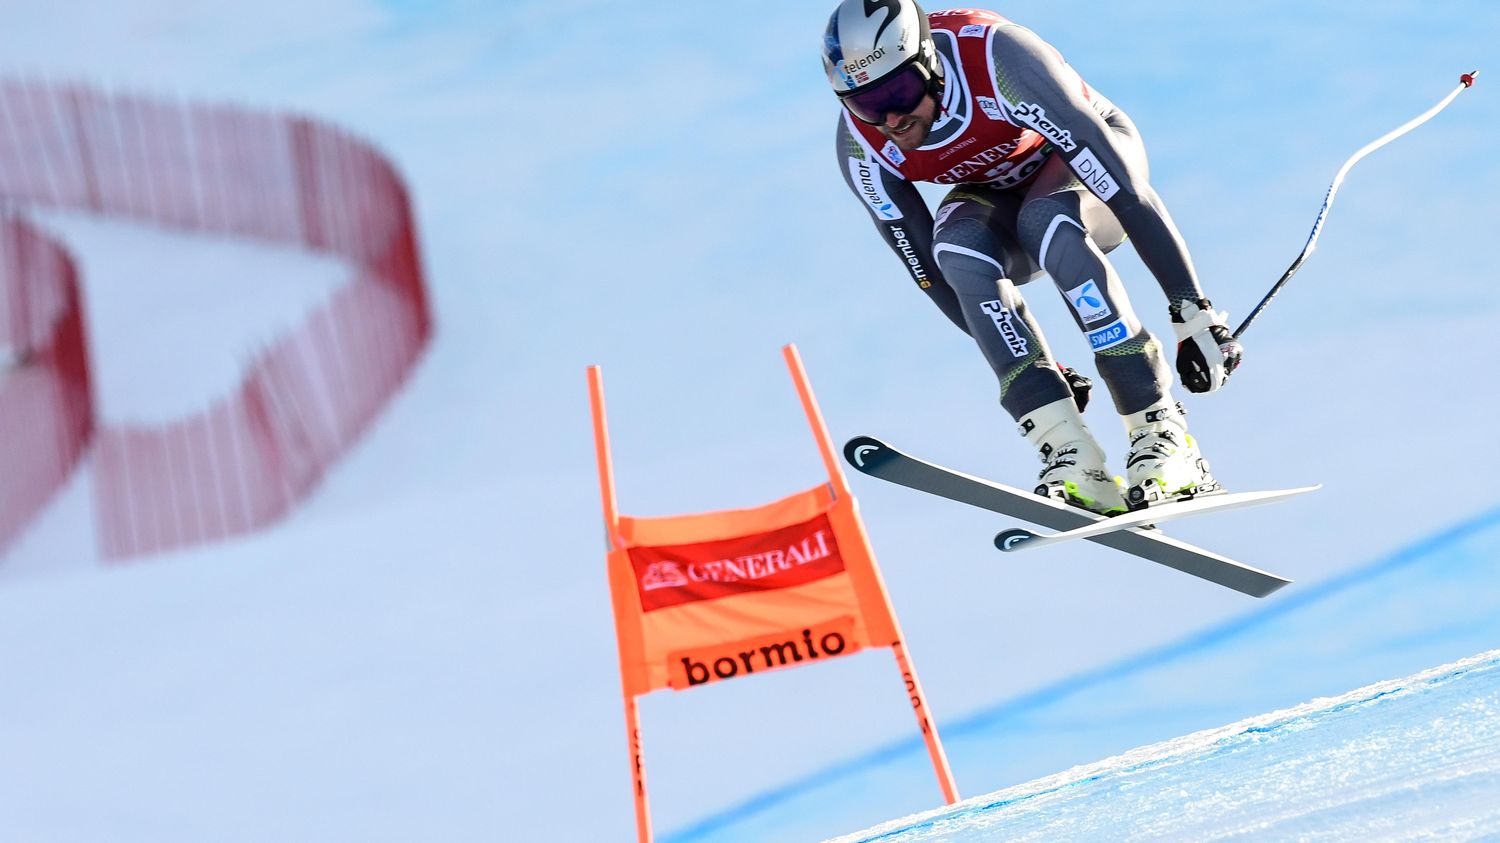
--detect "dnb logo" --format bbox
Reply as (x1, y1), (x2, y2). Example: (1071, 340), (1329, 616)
(1066, 280), (1112, 325)
(1072, 147), (1120, 201)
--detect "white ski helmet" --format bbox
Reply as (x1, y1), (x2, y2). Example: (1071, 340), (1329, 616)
(822, 0), (944, 123)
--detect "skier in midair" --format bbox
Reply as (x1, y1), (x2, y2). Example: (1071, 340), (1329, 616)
(824, 0), (1243, 513)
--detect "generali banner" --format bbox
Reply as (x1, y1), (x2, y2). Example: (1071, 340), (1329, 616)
(589, 353), (961, 831)
(608, 486), (889, 696)
(627, 513), (845, 612)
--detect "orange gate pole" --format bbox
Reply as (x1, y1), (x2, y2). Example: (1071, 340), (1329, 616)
(588, 365), (653, 843)
(781, 344), (960, 804)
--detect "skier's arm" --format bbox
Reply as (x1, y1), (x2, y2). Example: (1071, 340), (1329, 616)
(988, 25), (1243, 392)
(987, 25), (1204, 306)
(835, 115), (969, 335)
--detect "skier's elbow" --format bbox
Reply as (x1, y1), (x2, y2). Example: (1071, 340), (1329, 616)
(1107, 184), (1169, 227)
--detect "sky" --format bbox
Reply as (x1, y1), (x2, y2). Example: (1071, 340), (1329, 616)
(0, 1), (1496, 840)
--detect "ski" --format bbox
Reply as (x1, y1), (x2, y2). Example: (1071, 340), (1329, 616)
(843, 435), (1293, 598)
(994, 485), (1320, 552)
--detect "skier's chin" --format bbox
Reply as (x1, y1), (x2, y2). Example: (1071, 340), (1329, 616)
(886, 118), (930, 151)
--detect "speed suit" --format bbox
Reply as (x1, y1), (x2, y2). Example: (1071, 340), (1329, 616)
(836, 9), (1208, 420)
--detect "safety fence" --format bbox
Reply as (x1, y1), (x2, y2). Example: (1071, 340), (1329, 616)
(0, 216), (92, 551)
(0, 80), (431, 558)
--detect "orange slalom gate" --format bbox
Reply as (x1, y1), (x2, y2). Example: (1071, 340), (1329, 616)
(588, 344), (958, 842)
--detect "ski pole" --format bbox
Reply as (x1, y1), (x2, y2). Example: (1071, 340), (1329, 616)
(1233, 70), (1479, 339)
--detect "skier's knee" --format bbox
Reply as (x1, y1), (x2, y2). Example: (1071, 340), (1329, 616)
(1017, 198), (1081, 265)
(934, 217), (1002, 262)
(934, 225), (1008, 296)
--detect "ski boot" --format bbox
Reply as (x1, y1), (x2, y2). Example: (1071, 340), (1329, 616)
(1122, 399), (1222, 510)
(1019, 397), (1127, 516)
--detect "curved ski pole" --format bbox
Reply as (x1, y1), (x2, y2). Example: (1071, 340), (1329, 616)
(1234, 70), (1478, 339)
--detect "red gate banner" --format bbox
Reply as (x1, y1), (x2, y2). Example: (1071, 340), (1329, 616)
(588, 345), (959, 843)
(609, 485), (885, 696)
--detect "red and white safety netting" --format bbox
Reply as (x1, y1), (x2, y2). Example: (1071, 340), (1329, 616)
(0, 80), (432, 559)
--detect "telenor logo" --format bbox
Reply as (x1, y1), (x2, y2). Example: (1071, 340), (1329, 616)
(850, 159), (903, 220)
(1073, 283), (1102, 309)
(1066, 280), (1112, 324)
(842, 45), (887, 76)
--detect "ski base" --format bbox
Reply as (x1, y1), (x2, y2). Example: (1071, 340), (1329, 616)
(994, 484), (1320, 552)
(844, 435), (1295, 598)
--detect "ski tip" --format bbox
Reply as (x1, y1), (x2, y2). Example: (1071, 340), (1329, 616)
(843, 436), (889, 469)
(995, 528), (1038, 552)
(1253, 578), (1294, 598)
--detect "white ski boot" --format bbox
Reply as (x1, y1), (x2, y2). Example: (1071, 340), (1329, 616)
(1122, 399), (1222, 510)
(1019, 397), (1127, 516)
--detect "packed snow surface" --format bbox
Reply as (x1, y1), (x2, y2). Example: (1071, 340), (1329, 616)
(832, 649), (1500, 842)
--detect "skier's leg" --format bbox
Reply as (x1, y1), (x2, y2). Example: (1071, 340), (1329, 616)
(1017, 154), (1218, 506)
(931, 187), (1067, 418)
(933, 188), (1125, 514)
(1017, 153), (1171, 416)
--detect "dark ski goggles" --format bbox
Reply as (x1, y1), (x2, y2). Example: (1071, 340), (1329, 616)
(840, 63), (933, 125)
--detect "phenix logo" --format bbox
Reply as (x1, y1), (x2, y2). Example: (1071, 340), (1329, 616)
(981, 299), (1029, 358)
(1009, 101), (1077, 152)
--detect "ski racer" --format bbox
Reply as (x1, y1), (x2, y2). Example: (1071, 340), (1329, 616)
(823, 0), (1244, 514)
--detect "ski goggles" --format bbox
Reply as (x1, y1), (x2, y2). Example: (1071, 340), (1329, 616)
(839, 63), (932, 125)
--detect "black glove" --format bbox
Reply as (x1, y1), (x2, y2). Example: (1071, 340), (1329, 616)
(1172, 299), (1243, 393)
(1058, 364), (1091, 412)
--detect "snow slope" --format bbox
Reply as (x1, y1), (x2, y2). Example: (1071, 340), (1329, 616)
(670, 503), (1500, 841)
(835, 649), (1500, 842)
